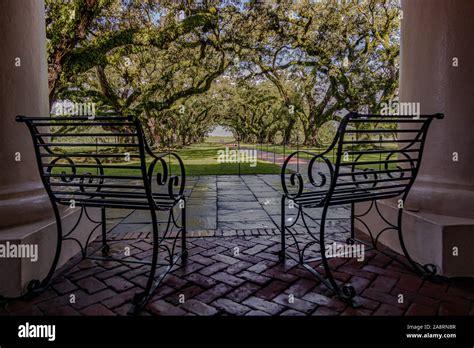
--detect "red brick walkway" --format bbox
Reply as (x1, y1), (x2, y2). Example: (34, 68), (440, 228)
(2, 230), (473, 316)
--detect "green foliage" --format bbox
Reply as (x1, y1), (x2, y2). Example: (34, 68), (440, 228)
(46, 0), (400, 148)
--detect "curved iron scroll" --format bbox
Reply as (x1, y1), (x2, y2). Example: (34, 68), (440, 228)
(281, 150), (334, 201)
(147, 152), (185, 200)
(45, 155), (105, 199)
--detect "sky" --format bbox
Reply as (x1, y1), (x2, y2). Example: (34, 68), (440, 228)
(209, 125), (233, 137)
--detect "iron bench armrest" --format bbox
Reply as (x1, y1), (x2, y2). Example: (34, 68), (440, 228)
(281, 148), (336, 202)
(145, 151), (186, 201)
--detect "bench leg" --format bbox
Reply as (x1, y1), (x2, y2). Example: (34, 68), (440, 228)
(351, 200), (442, 283)
(279, 196), (286, 261)
(181, 200), (187, 261)
(101, 207), (109, 256)
(396, 206), (438, 279)
(347, 202), (355, 245)
(130, 208), (159, 314)
(318, 205), (356, 303)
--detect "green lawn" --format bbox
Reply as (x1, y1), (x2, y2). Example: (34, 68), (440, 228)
(50, 140), (400, 178)
(174, 143), (282, 175)
(204, 135), (235, 143)
(241, 143), (399, 170)
(52, 142), (282, 176)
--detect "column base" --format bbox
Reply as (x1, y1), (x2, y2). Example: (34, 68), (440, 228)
(355, 200), (474, 278)
(0, 207), (100, 297)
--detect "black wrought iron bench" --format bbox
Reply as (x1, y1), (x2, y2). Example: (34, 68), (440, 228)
(13, 115), (187, 314)
(280, 112), (444, 304)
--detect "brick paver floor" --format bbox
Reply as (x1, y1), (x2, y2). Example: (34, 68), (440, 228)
(2, 175), (473, 316)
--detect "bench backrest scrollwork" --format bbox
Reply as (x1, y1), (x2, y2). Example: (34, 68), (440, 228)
(16, 116), (184, 209)
(328, 112), (444, 205)
(281, 112), (444, 206)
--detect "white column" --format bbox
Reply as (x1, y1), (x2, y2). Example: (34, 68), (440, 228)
(0, 0), (99, 296)
(0, 0), (52, 229)
(399, 0), (474, 218)
(356, 0), (474, 277)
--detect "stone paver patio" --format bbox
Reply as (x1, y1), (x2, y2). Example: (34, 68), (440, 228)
(2, 175), (473, 316)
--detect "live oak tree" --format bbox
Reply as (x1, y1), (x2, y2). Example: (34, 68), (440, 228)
(215, 79), (285, 143)
(235, 0), (400, 145)
(47, 0), (400, 147)
(53, 1), (227, 146)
